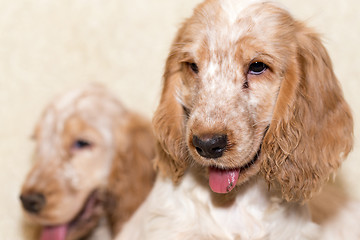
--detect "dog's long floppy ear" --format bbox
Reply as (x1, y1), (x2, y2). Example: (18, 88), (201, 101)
(108, 113), (156, 233)
(152, 35), (189, 183)
(262, 23), (354, 202)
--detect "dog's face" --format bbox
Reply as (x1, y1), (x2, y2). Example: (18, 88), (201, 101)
(180, 2), (296, 193)
(164, 1), (296, 193)
(20, 86), (128, 238)
(154, 0), (353, 200)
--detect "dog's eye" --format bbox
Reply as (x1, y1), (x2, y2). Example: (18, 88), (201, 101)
(72, 139), (92, 150)
(248, 62), (268, 75)
(182, 105), (191, 118)
(187, 62), (199, 74)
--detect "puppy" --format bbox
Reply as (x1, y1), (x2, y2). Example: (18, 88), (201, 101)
(116, 1), (360, 239)
(20, 84), (156, 240)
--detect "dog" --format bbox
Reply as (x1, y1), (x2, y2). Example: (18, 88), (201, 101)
(116, 0), (360, 239)
(20, 84), (156, 240)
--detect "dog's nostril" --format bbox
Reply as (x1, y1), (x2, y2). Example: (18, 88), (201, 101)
(20, 193), (46, 214)
(192, 134), (227, 159)
(195, 147), (204, 155)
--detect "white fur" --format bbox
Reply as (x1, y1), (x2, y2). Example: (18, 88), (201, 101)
(116, 173), (320, 240)
(219, 0), (264, 24)
(117, 174), (360, 239)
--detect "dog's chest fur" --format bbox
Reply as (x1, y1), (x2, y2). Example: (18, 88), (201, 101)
(118, 173), (319, 240)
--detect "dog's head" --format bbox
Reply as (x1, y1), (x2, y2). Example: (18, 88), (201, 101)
(20, 84), (153, 239)
(153, 0), (353, 201)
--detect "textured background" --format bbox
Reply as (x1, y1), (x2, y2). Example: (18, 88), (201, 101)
(0, 0), (359, 239)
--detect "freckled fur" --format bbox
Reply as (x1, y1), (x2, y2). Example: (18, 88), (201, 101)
(20, 84), (156, 239)
(116, 0), (359, 239)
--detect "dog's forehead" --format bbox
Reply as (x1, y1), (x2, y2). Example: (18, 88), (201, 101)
(37, 87), (125, 145)
(189, 0), (291, 54)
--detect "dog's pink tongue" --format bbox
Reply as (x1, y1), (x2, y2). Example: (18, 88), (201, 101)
(208, 167), (240, 193)
(40, 225), (68, 240)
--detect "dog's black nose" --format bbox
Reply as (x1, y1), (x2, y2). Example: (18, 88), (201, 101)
(192, 134), (227, 159)
(20, 193), (46, 214)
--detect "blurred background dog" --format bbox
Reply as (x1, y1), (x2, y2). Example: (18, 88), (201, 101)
(20, 84), (155, 240)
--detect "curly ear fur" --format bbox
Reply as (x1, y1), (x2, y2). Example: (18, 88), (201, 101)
(262, 23), (354, 202)
(152, 30), (190, 183)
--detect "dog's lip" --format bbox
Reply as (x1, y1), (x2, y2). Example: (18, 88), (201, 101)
(40, 190), (101, 239)
(238, 127), (267, 173)
(239, 147), (261, 173)
(68, 190), (100, 229)
(209, 143), (262, 173)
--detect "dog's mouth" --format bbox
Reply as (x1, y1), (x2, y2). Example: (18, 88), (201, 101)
(208, 147), (261, 194)
(40, 191), (102, 240)
(207, 126), (268, 194)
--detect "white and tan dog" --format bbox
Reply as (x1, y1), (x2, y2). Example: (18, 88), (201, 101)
(116, 0), (360, 239)
(20, 84), (156, 240)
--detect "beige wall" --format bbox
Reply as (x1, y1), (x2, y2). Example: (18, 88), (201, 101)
(0, 0), (359, 239)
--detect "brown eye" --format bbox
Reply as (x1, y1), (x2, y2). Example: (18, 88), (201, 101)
(182, 105), (191, 118)
(248, 62), (268, 75)
(187, 62), (199, 74)
(72, 139), (92, 150)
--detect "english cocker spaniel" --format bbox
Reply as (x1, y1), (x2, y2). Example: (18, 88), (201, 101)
(116, 0), (360, 239)
(20, 84), (156, 240)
